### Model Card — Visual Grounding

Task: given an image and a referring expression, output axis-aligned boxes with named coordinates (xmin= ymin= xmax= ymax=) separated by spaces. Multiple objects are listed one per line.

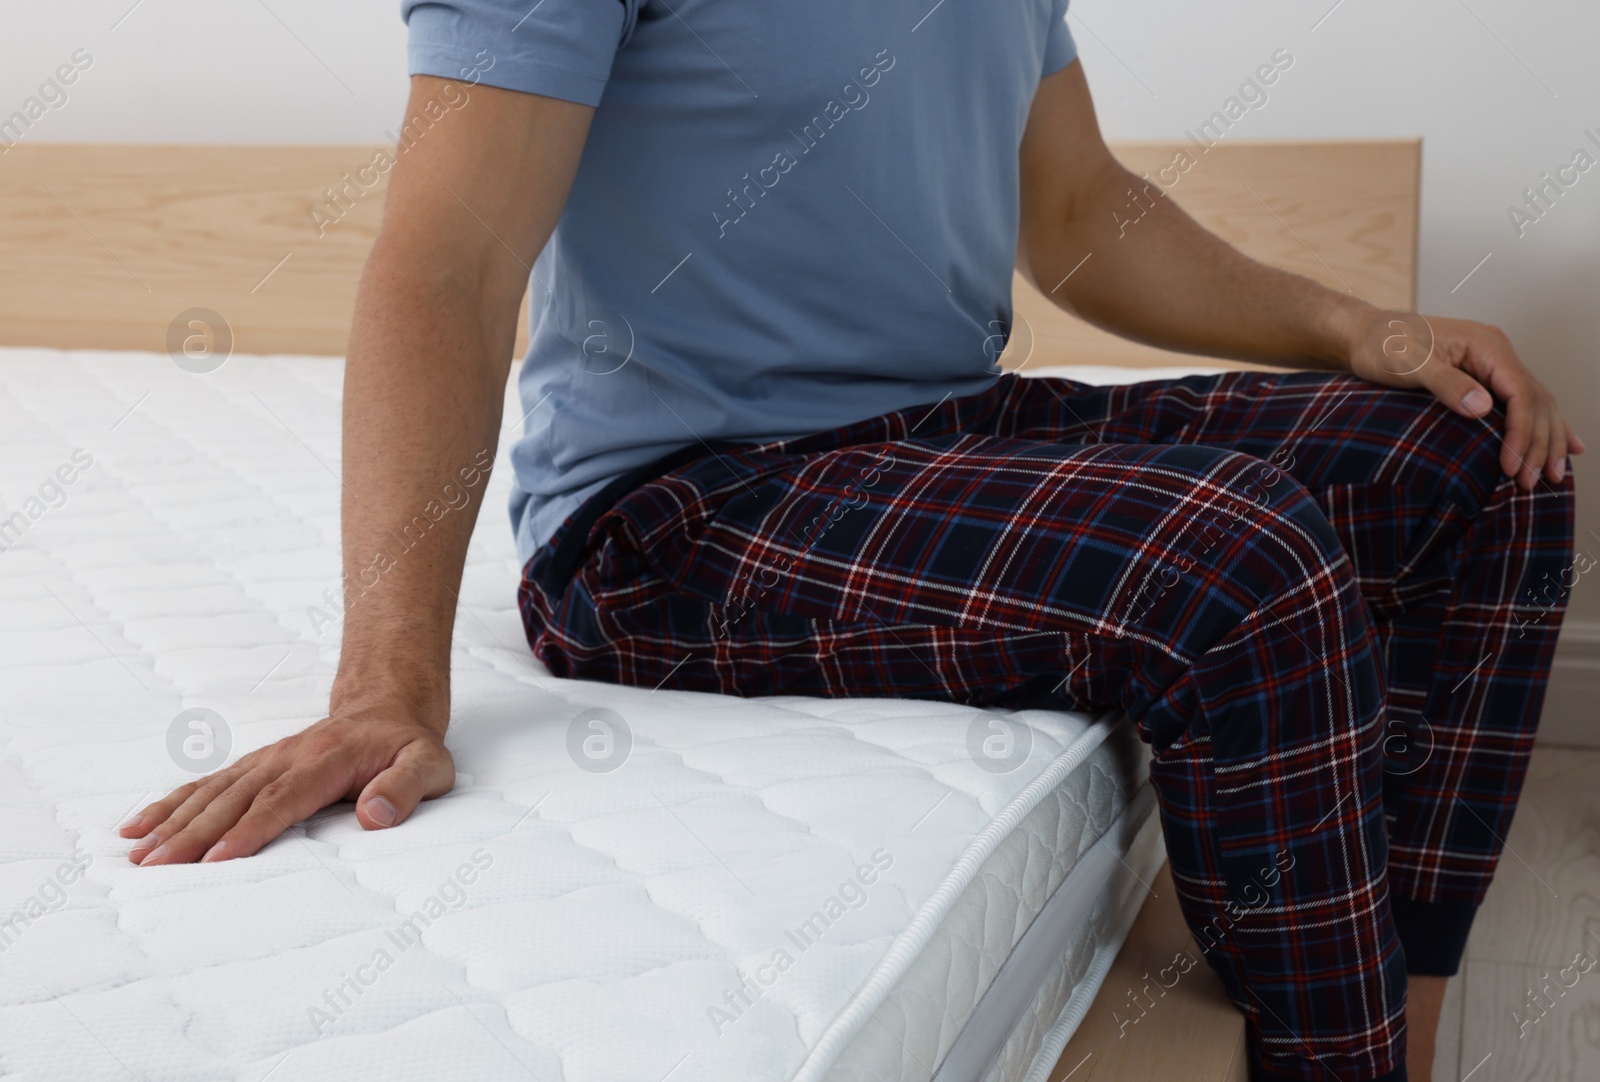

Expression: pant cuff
xmin=1391 ymin=893 xmax=1478 ymax=976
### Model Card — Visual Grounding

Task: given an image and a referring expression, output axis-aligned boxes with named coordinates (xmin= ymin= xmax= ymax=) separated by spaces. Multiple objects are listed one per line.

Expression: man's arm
xmin=120 ymin=77 xmax=593 ymax=864
xmin=1018 ymin=61 xmax=1582 ymax=490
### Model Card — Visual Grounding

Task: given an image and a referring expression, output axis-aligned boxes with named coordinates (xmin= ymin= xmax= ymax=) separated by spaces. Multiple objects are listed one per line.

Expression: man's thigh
xmin=525 ymin=426 xmax=1357 ymax=736
xmin=1007 ymin=370 xmax=1514 ymax=608
xmin=1012 ymin=369 xmax=1495 ymax=495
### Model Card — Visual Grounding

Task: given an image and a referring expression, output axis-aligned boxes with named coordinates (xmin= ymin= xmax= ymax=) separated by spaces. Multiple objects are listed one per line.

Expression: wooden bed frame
xmin=0 ymin=140 xmax=1418 ymax=370
xmin=0 ymin=140 xmax=1419 ymax=1081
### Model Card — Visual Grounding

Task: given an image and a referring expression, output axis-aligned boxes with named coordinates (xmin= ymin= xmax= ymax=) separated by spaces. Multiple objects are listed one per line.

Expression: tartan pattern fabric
xmin=518 ymin=370 xmax=1575 ymax=1081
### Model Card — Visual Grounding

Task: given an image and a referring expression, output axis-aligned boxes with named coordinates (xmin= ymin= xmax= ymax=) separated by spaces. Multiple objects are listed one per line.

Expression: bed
xmin=0 ymin=348 xmax=1176 ymax=1081
xmin=0 ymin=139 xmax=1419 ymax=1082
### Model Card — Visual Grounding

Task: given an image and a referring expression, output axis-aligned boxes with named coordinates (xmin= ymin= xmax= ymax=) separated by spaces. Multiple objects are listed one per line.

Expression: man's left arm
xmin=1018 ymin=61 xmax=1583 ymax=490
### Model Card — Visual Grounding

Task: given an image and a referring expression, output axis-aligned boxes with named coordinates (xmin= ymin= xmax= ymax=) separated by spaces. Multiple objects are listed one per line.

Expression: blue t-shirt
xmin=403 ymin=0 xmax=1079 ymax=563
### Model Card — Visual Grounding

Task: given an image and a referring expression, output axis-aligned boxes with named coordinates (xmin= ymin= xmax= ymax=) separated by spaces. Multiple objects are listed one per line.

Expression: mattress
xmin=0 ymin=350 xmax=1199 ymax=1082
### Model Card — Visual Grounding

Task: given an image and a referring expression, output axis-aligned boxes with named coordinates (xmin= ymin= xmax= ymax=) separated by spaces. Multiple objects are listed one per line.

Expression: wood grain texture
xmin=1003 ymin=140 xmax=1420 ymax=371
xmin=1467 ymin=742 xmax=1600 ymax=968
xmin=0 ymin=144 xmax=530 ymax=357
xmin=1049 ymin=862 xmax=1248 ymax=1082
xmin=1432 ymin=744 xmax=1600 ymax=1080
xmin=1458 ymin=958 xmax=1600 ymax=1082
xmin=0 ymin=141 xmax=1416 ymax=363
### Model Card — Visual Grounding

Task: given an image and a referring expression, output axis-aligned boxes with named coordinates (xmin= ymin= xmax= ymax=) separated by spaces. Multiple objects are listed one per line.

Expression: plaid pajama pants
xmin=517 ymin=370 xmax=1576 ymax=1081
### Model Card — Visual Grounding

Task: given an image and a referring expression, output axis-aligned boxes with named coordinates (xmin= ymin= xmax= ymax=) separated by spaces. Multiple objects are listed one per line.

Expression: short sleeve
xmin=402 ymin=0 xmax=634 ymax=107
xmin=1041 ymin=4 xmax=1079 ymax=77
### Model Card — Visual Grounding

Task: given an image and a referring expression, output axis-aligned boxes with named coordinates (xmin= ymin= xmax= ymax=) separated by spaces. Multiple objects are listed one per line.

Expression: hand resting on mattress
xmin=121 ymin=77 xmax=594 ymax=864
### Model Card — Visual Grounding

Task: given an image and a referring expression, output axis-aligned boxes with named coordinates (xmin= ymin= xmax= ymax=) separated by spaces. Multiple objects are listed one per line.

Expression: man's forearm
xmin=334 ymin=239 xmax=516 ymax=729
xmin=1023 ymin=161 xmax=1377 ymax=371
xmin=116 ymin=83 xmax=594 ymax=865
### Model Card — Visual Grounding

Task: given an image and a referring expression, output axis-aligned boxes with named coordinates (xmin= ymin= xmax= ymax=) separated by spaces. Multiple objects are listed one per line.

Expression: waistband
xmin=531 ymin=438 xmax=748 ymax=602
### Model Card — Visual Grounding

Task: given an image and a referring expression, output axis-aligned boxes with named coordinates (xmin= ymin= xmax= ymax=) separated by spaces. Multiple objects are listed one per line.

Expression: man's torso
xmin=407 ymin=0 xmax=1077 ymax=559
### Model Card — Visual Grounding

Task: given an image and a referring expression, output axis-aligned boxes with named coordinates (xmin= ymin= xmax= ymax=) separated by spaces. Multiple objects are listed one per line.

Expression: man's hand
xmin=1346 ymin=312 xmax=1585 ymax=490
xmin=120 ymin=709 xmax=454 ymax=865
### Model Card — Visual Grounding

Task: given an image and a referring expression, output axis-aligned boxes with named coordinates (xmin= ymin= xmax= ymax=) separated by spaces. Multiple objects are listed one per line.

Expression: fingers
xmin=1436 ymin=321 xmax=1531 ymax=482
xmin=126 ymin=771 xmax=238 ymax=860
xmin=131 ymin=758 xmax=338 ymax=866
xmin=1499 ymin=386 xmax=1533 ymax=483
xmin=1486 ymin=384 xmax=1571 ymax=490
xmin=124 ymin=719 xmax=457 ymax=867
xmin=1424 ymin=362 xmax=1526 ymax=481
xmin=119 ymin=780 xmax=203 ymax=838
xmin=1546 ymin=411 xmax=1570 ymax=484
xmin=121 ymin=743 xmax=268 ymax=843
xmin=194 ymin=762 xmax=355 ymax=864
xmin=130 ymin=770 xmax=272 ymax=865
xmin=1520 ymin=401 xmax=1551 ymax=490
xmin=356 ymin=740 xmax=457 ymax=831
xmin=1425 ymin=364 xmax=1493 ymax=420
xmin=124 ymin=749 xmax=267 ymax=863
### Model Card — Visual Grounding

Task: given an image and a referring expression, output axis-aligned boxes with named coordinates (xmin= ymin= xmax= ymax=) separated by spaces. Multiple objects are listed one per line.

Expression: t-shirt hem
xmin=408 ymin=47 xmax=610 ymax=108
xmin=1042 ymin=47 xmax=1080 ymax=79
xmin=1041 ymin=14 xmax=1079 ymax=78
xmin=515 ymin=476 xmax=613 ymax=566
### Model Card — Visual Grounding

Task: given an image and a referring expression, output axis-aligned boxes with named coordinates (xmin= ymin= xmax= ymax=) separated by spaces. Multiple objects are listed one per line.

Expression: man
xmin=119 ymin=2 xmax=1580 ymax=1079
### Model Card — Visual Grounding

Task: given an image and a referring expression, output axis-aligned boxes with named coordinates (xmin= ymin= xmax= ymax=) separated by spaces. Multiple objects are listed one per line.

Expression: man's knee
xmin=1386 ymin=389 xmax=1522 ymax=504
xmin=1209 ymin=448 xmax=1344 ymax=572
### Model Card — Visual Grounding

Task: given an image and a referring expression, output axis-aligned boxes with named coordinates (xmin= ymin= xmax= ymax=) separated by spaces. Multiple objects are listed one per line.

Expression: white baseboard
xmin=1540 ymin=619 xmax=1600 ymax=747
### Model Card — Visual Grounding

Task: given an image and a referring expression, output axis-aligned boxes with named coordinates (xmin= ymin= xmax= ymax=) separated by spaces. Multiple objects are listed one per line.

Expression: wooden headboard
xmin=0 ymin=141 xmax=1418 ymax=365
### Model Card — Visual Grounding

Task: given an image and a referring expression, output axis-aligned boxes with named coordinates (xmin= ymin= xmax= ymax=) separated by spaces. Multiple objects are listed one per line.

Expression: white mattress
xmin=0 ymin=350 xmax=1186 ymax=1082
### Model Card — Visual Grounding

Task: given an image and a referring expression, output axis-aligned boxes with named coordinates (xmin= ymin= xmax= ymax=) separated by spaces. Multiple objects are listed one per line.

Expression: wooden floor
xmin=1049 ymin=864 xmax=1248 ymax=1082
xmin=1048 ymin=743 xmax=1600 ymax=1082
xmin=1432 ymin=743 xmax=1600 ymax=1082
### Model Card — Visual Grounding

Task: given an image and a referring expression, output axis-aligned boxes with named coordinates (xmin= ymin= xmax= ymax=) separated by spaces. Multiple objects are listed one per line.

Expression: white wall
xmin=0 ymin=1 xmax=409 ymax=143
xmin=3 ymin=0 xmax=1597 ymax=633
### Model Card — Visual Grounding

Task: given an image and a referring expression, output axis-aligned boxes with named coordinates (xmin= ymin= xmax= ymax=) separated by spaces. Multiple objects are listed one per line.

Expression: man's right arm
xmin=121 ymin=77 xmax=593 ymax=865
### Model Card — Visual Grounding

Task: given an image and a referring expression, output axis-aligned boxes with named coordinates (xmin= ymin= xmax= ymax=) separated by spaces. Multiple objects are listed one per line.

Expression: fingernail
xmin=122 ymin=815 xmax=147 ymax=834
xmin=1554 ymin=459 xmax=1566 ymax=481
xmin=1463 ymin=389 xmax=1492 ymax=413
xmin=129 ymin=832 xmax=159 ymax=855
xmin=201 ymin=840 xmax=228 ymax=863
xmin=365 ymin=797 xmax=397 ymax=827
xmin=139 ymin=845 xmax=169 ymax=866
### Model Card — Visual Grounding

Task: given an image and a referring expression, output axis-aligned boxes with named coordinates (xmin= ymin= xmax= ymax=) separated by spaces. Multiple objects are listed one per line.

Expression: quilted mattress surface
xmin=0 ymin=351 xmax=1180 ymax=1082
